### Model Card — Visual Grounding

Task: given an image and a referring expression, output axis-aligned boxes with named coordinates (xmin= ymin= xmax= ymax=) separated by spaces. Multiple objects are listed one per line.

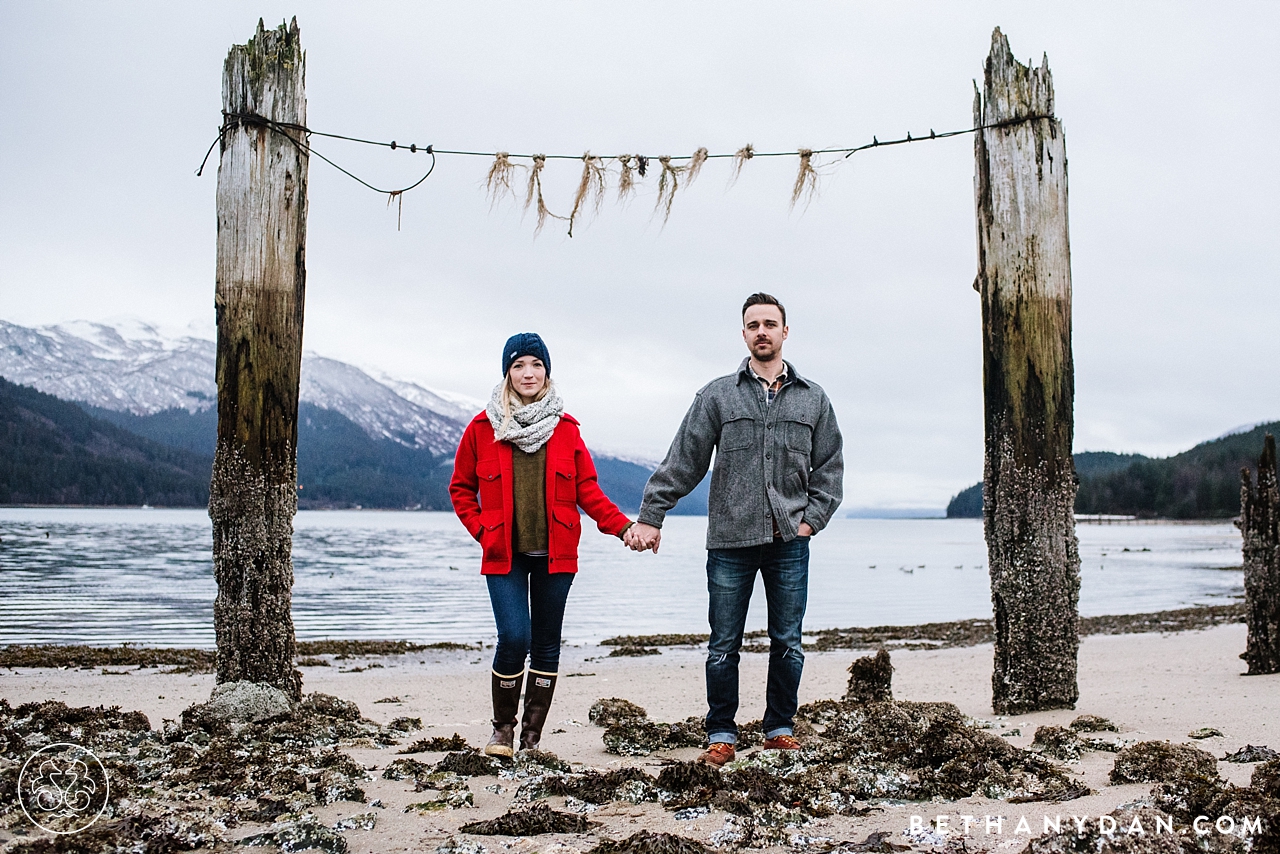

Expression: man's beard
xmin=752 ymin=343 xmax=779 ymax=361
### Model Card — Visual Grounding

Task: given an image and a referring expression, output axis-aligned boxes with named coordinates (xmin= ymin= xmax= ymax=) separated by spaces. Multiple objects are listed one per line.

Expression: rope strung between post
xmin=196 ymin=111 xmax=1055 ymax=234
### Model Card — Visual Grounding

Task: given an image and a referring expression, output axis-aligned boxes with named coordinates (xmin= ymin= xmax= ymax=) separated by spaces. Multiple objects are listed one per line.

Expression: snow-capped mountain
xmin=0 ymin=319 xmax=483 ymax=458
xmin=0 ymin=319 xmax=218 ymax=414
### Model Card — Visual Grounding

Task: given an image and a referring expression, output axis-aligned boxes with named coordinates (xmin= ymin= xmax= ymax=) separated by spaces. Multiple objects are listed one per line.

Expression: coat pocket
xmin=476 ymin=458 xmax=502 ymax=505
xmin=782 ymin=417 xmax=813 ymax=456
xmin=719 ymin=416 xmax=755 ymax=452
xmin=553 ymin=457 xmax=577 ymax=503
xmin=478 ymin=511 xmax=508 ymax=562
xmin=550 ymin=504 xmax=582 ymax=559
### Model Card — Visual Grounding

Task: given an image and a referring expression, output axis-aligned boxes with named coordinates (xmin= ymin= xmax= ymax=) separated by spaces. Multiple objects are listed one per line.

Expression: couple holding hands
xmin=450 ymin=293 xmax=844 ymax=764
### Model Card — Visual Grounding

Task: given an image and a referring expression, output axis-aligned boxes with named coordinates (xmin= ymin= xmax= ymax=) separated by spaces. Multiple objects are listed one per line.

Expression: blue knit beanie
xmin=501 ymin=332 xmax=551 ymax=378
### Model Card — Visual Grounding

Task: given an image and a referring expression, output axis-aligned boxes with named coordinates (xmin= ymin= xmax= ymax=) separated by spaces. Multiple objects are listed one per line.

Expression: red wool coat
xmin=450 ymin=412 xmax=631 ymax=574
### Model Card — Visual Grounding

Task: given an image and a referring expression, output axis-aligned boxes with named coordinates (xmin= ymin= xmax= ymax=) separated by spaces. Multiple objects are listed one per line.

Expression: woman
xmin=451 ymin=332 xmax=634 ymax=756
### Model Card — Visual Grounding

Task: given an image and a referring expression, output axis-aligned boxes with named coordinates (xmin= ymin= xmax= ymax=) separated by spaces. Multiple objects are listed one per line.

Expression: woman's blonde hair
xmin=496 ymin=374 xmax=553 ymax=439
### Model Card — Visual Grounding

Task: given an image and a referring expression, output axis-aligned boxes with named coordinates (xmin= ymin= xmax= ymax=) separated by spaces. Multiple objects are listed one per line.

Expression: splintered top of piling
xmin=223 ymin=18 xmax=306 ymax=120
xmin=978 ymin=27 xmax=1054 ymax=125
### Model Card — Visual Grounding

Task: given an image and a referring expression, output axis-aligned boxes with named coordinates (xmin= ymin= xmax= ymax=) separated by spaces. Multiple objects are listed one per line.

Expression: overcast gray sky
xmin=2 ymin=2 xmax=1278 ymax=509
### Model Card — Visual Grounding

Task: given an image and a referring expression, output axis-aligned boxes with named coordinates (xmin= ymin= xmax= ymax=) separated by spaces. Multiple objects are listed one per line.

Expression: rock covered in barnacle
xmin=202 ymin=680 xmax=293 ymax=724
xmin=604 ymin=716 xmax=705 ymax=756
xmin=588 ymin=697 xmax=648 ymax=727
xmin=1070 ymin=713 xmax=1118 ymax=732
xmin=1110 ymin=741 xmax=1218 ymax=783
xmin=1032 ymin=725 xmax=1084 ymax=760
xmin=845 ymin=649 xmax=893 ymax=703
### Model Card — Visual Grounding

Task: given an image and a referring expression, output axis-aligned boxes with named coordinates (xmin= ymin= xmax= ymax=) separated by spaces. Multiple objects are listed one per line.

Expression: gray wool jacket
xmin=638 ymin=358 xmax=844 ymax=550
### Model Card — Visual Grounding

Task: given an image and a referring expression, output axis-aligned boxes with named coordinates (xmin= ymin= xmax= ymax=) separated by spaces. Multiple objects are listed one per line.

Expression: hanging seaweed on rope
xmin=616 ymin=155 xmax=637 ymax=201
xmin=485 ymin=152 xmax=518 ymax=208
xmin=730 ymin=144 xmax=754 ymax=186
xmin=524 ymin=154 xmax=563 ymax=233
xmin=790 ymin=148 xmax=819 ymax=210
xmin=654 ymin=156 xmax=685 ymax=223
xmin=197 ymin=109 xmax=1053 ymax=235
xmin=568 ymin=152 xmax=607 ymax=237
xmin=685 ymin=147 xmax=709 ymax=185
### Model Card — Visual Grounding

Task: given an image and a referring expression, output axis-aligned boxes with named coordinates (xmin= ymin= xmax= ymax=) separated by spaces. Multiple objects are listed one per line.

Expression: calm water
xmin=0 ymin=509 xmax=1244 ymax=648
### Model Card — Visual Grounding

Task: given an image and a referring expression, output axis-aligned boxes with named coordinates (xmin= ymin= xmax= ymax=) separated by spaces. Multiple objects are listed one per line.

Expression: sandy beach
xmin=1 ymin=621 xmax=1277 ymax=853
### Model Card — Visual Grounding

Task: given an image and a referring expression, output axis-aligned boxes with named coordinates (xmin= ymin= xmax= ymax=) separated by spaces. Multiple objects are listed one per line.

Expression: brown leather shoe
xmin=697 ymin=742 xmax=736 ymax=767
xmin=761 ymin=734 xmax=801 ymax=750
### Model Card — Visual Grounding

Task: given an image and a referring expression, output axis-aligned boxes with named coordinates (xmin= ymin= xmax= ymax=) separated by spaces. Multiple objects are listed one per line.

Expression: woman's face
xmin=508 ymin=357 xmax=547 ymax=404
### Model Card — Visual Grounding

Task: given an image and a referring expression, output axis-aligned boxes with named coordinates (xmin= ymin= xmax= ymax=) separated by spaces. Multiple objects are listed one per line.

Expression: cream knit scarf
xmin=487 ymin=382 xmax=563 ymax=453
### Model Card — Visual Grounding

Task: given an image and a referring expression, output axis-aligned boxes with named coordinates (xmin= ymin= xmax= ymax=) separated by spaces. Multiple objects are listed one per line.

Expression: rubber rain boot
xmin=484 ymin=670 xmax=523 ymax=757
xmin=518 ymin=670 xmax=557 ymax=751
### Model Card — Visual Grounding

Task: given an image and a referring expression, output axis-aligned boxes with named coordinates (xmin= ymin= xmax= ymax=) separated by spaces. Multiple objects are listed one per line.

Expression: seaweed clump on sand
xmin=436 ymin=750 xmax=505 ymax=777
xmin=589 ymin=698 xmax=704 ymax=756
xmin=459 ymin=802 xmax=595 ymax=835
xmin=0 ymin=691 xmax=420 ymax=851
xmin=399 ymin=733 xmax=471 ymax=754
xmin=0 ymin=644 xmax=217 ymax=672
xmin=588 ymin=830 xmax=710 ymax=854
xmin=1109 ymin=741 xmax=1218 ymax=783
xmin=609 ymin=646 xmax=662 ymax=657
xmin=1223 ymin=745 xmax=1279 ymax=763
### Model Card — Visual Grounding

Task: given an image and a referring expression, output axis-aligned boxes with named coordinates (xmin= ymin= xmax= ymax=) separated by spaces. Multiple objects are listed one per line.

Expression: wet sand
xmin=1 ymin=621 xmax=1276 ymax=853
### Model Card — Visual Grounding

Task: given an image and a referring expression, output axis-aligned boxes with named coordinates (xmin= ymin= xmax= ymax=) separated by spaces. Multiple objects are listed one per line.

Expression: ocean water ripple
xmin=0 ymin=509 xmax=1244 ymax=648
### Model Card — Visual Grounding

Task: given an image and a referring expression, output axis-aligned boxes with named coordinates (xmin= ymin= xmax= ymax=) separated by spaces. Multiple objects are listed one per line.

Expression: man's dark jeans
xmin=486 ymin=554 xmax=574 ymax=677
xmin=705 ymin=537 xmax=809 ymax=744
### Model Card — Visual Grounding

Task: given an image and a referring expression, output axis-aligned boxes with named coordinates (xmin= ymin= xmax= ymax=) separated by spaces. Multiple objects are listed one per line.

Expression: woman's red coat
xmin=450 ymin=412 xmax=630 ymax=574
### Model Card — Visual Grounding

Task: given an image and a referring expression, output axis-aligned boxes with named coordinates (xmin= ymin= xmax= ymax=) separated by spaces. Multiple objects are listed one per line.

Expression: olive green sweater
xmin=511 ymin=445 xmax=548 ymax=554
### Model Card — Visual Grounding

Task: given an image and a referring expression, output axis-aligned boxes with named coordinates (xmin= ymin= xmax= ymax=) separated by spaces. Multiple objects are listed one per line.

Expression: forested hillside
xmin=0 ymin=377 xmax=210 ymax=506
xmin=946 ymin=425 xmax=1279 ymax=519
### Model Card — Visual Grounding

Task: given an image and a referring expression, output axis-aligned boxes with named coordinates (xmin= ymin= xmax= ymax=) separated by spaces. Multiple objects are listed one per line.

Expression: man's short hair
xmin=742 ymin=292 xmax=786 ymax=326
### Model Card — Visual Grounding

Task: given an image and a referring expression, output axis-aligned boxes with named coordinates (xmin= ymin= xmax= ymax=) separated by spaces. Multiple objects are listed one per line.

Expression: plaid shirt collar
xmin=749 ymin=364 xmax=789 ymax=405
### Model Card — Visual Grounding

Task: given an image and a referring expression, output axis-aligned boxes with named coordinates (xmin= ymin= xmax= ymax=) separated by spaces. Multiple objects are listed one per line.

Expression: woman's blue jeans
xmin=705 ymin=537 xmax=809 ymax=743
xmin=486 ymin=553 xmax=574 ymax=676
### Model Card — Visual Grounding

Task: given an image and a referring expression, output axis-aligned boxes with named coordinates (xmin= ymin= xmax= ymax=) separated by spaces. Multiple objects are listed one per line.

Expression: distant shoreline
xmin=0 ymin=602 xmax=1244 ymax=669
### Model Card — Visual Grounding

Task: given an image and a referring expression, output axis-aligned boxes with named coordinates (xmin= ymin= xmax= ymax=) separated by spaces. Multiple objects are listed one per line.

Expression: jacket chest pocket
xmin=782 ymin=418 xmax=813 ymax=456
xmin=476 ymin=458 xmax=503 ymax=505
xmin=553 ymin=458 xmax=577 ymax=503
xmin=719 ymin=416 xmax=755 ymax=452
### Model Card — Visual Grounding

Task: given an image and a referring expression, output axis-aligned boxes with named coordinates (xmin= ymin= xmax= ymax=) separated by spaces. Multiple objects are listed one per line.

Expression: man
xmin=626 ymin=292 xmax=843 ymax=766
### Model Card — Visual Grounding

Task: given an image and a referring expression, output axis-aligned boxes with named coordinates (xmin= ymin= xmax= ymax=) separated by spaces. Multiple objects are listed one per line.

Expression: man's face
xmin=742 ymin=304 xmax=788 ymax=362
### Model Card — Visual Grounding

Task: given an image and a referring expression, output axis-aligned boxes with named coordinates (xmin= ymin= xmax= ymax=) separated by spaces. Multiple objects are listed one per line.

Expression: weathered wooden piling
xmin=209 ymin=19 xmax=308 ymax=701
xmin=974 ymin=29 xmax=1080 ymax=713
xmin=1241 ymin=434 xmax=1280 ymax=675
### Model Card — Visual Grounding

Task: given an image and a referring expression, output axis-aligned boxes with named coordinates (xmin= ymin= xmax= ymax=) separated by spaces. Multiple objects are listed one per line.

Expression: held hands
xmin=623 ymin=522 xmax=662 ymax=554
